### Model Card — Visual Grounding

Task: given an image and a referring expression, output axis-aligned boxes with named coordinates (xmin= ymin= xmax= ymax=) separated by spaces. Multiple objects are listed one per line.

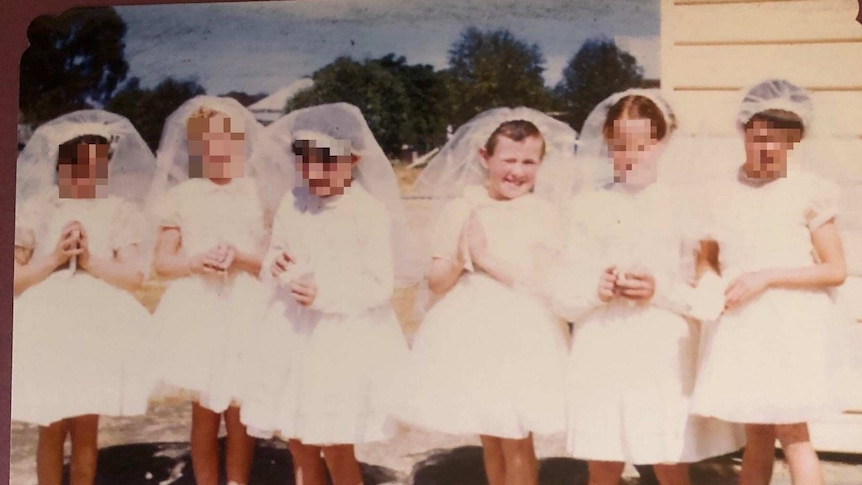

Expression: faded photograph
xmin=12 ymin=1 xmax=862 ymax=484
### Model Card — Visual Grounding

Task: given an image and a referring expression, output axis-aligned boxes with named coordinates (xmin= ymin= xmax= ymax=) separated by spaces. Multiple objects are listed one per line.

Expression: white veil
xmin=147 ymin=95 xmax=291 ymax=224
xmin=263 ymin=102 xmax=422 ymax=287
xmin=17 ymin=109 xmax=156 ymax=206
xmin=412 ymin=106 xmax=579 ymax=205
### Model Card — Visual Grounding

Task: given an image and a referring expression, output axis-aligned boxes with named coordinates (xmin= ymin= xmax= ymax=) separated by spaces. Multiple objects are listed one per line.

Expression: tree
xmin=220 ymin=90 xmax=267 ymax=107
xmin=107 ymin=77 xmax=206 ymax=151
xmin=287 ymin=55 xmax=449 ymax=154
xmin=554 ymin=37 xmax=644 ymax=132
xmin=20 ymin=7 xmax=129 ymax=124
xmin=446 ymin=27 xmax=550 ymax=127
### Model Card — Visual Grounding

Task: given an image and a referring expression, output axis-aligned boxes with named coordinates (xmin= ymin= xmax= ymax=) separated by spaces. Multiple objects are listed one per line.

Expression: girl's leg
xmin=499 ymin=435 xmax=538 ymax=485
xmin=587 ymin=460 xmax=625 ymax=485
xmin=288 ymin=440 xmax=327 ymax=485
xmin=37 ymin=419 xmax=70 ymax=485
xmin=652 ymin=463 xmax=691 ymax=485
xmin=190 ymin=402 xmax=222 ymax=485
xmin=480 ymin=435 xmax=507 ymax=485
xmin=223 ymin=405 xmax=255 ymax=485
xmin=740 ymin=424 xmax=776 ymax=485
xmin=321 ymin=444 xmax=362 ymax=485
xmin=775 ymin=423 xmax=823 ymax=485
xmin=68 ymin=415 xmax=99 ymax=485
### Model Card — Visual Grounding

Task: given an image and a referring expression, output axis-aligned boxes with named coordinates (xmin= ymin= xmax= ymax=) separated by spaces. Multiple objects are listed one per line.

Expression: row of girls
xmin=11 ymin=78 xmax=850 ymax=485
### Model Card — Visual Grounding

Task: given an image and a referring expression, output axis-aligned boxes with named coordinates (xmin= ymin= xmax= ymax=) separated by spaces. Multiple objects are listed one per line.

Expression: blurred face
xmin=295 ymin=140 xmax=357 ymax=197
xmin=479 ymin=135 xmax=544 ymax=200
xmin=188 ymin=113 xmax=245 ymax=181
xmin=743 ymin=119 xmax=800 ymax=179
xmin=58 ymin=143 xmax=109 ymax=199
xmin=606 ymin=117 xmax=660 ymax=187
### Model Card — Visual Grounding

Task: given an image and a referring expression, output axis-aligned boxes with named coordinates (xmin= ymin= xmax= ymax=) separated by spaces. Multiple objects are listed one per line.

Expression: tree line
xmin=20 ymin=8 xmax=647 ymax=156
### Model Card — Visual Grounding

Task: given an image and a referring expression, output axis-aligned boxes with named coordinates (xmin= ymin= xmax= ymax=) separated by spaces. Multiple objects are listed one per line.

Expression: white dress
xmin=241 ymin=185 xmax=409 ymax=445
xmin=691 ymin=168 xmax=842 ymax=424
xmin=12 ymin=191 xmax=154 ymax=426
xmin=553 ymin=183 xmax=744 ymax=464
xmin=152 ymin=178 xmax=269 ymax=413
xmin=398 ymin=186 xmax=568 ymax=439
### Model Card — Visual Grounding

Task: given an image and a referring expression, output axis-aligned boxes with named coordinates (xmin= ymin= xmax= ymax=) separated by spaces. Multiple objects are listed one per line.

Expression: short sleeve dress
xmin=240 ymin=184 xmax=409 ymax=445
xmin=397 ymin=185 xmax=568 ymax=439
xmin=12 ymin=191 xmax=154 ymax=426
xmin=151 ymin=177 xmax=270 ymax=413
xmin=692 ymin=168 xmax=843 ymax=423
xmin=553 ymin=182 xmax=744 ymax=464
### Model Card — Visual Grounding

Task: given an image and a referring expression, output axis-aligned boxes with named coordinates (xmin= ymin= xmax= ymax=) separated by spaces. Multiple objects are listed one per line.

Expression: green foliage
xmin=287 ymin=55 xmax=449 ymax=154
xmin=554 ymin=37 xmax=644 ymax=132
xmin=446 ymin=27 xmax=551 ymax=127
xmin=107 ymin=77 xmax=206 ymax=151
xmin=20 ymin=7 xmax=129 ymax=125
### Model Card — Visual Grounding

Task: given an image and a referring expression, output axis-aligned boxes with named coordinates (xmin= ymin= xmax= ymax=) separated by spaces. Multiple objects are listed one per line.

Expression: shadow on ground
xmin=61 ymin=438 xmax=401 ymax=485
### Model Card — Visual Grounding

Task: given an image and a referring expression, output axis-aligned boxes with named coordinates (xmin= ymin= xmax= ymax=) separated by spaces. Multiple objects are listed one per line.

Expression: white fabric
xmin=412 ymin=106 xmax=579 ymax=206
xmin=692 ymin=170 xmax=846 ymax=423
xmin=576 ymin=88 xmax=676 ymax=190
xmin=241 ymin=184 xmax=407 ymax=445
xmin=262 ymin=102 xmax=421 ymax=287
xmin=151 ymin=177 xmax=269 ymax=412
xmin=397 ymin=186 xmax=568 ymax=439
xmin=553 ymin=183 xmax=744 ymax=463
xmin=735 ymin=79 xmax=813 ymax=133
xmin=147 ymin=95 xmax=290 ymax=226
xmin=12 ymin=195 xmax=155 ymax=425
xmin=17 ymin=110 xmax=156 ymax=205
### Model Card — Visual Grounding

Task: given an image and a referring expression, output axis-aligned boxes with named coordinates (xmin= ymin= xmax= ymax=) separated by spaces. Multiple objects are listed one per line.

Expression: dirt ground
xmin=10 ymin=164 xmax=862 ymax=484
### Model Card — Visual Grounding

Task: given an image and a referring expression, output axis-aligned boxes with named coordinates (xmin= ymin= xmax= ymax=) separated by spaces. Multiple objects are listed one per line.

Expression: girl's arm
xmin=13 ymin=223 xmax=79 ymax=296
xmin=725 ymin=221 xmax=846 ymax=309
xmin=153 ymin=227 xmax=217 ymax=279
xmin=428 ymin=256 xmax=464 ymax=294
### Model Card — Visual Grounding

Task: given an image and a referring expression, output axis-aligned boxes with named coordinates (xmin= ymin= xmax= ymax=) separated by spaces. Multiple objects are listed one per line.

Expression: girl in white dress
xmin=241 ymin=103 xmax=420 ymax=485
xmin=13 ymin=110 xmax=156 ymax=485
xmin=400 ymin=109 xmax=578 ymax=485
xmin=150 ymin=96 xmax=287 ymax=485
xmin=553 ymin=90 xmax=743 ymax=485
xmin=691 ymin=80 xmax=847 ymax=485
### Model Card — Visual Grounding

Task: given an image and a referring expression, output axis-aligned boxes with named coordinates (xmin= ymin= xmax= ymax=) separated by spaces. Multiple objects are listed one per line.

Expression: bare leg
xmin=480 ymin=435 xmax=507 ymax=485
xmin=740 ymin=424 xmax=776 ymax=485
xmin=587 ymin=460 xmax=625 ymax=485
xmin=37 ymin=419 xmax=70 ymax=485
xmin=499 ymin=435 xmax=538 ymax=485
xmin=289 ymin=440 xmax=327 ymax=485
xmin=190 ymin=402 xmax=222 ymax=485
xmin=775 ymin=423 xmax=823 ymax=485
xmin=652 ymin=463 xmax=691 ymax=485
xmin=223 ymin=406 xmax=255 ymax=484
xmin=322 ymin=444 xmax=363 ymax=485
xmin=68 ymin=415 xmax=99 ymax=485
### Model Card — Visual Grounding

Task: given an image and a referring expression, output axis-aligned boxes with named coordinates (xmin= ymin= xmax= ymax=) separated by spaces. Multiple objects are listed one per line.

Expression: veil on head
xmin=412 ymin=106 xmax=579 ymax=206
xmin=263 ymin=102 xmax=422 ymax=287
xmin=147 ymin=95 xmax=291 ymax=223
xmin=17 ymin=109 xmax=156 ymax=206
xmin=576 ymin=88 xmax=678 ymax=189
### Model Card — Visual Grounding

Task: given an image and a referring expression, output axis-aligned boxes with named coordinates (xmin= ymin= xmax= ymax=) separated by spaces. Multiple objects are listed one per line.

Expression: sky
xmin=117 ymin=0 xmax=660 ymax=97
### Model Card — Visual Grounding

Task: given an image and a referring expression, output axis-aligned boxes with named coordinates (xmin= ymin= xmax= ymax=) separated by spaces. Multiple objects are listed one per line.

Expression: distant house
xmin=249 ymin=78 xmax=315 ymax=125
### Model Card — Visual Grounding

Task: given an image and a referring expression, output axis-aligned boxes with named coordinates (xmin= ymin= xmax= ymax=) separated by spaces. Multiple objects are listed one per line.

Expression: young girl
xmin=13 ymin=110 xmax=156 ymax=485
xmin=400 ymin=110 xmax=576 ymax=485
xmin=553 ymin=90 xmax=743 ymax=485
xmin=691 ymin=79 xmax=846 ymax=485
xmin=150 ymin=96 xmax=283 ymax=485
xmin=240 ymin=103 xmax=419 ymax=485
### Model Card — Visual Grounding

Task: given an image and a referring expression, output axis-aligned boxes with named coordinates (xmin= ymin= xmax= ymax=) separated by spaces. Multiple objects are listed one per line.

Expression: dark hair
xmin=292 ymin=139 xmax=334 ymax=163
xmin=744 ymin=109 xmax=805 ymax=139
xmin=483 ymin=120 xmax=546 ymax=158
xmin=602 ymin=95 xmax=673 ymax=142
xmin=56 ymin=135 xmax=110 ymax=171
